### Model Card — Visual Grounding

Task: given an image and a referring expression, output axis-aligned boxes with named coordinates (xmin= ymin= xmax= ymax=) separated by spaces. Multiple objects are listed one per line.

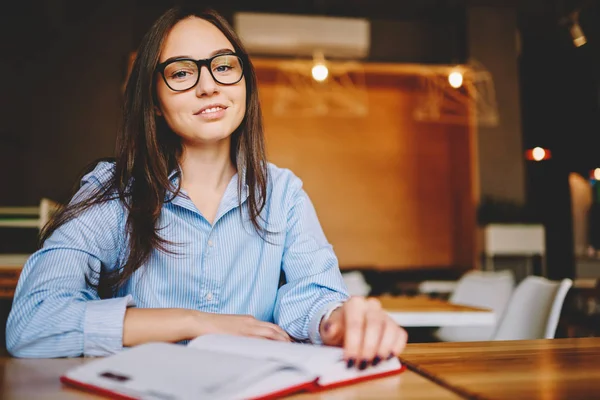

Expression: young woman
xmin=6 ymin=6 xmax=407 ymax=369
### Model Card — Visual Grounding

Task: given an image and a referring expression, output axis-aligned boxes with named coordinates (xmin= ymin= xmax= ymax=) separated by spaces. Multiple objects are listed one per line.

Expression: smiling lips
xmin=200 ymin=106 xmax=224 ymax=114
xmin=196 ymin=104 xmax=228 ymax=114
xmin=195 ymin=104 xmax=228 ymax=120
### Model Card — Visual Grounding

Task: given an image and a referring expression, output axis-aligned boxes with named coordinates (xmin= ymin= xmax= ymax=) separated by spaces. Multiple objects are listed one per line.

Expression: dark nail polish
xmin=387 ymin=353 xmax=395 ymax=360
xmin=359 ymin=360 xmax=368 ymax=370
xmin=346 ymin=358 xmax=355 ymax=368
xmin=323 ymin=322 xmax=331 ymax=333
xmin=372 ymin=356 xmax=381 ymax=366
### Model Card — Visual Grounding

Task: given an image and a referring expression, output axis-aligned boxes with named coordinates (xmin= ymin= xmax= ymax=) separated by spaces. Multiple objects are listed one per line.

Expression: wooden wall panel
xmin=256 ymin=65 xmax=475 ymax=270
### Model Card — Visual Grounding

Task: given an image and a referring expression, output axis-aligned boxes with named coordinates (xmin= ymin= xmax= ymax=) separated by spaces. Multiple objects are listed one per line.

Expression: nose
xmin=195 ymin=65 xmax=218 ymax=97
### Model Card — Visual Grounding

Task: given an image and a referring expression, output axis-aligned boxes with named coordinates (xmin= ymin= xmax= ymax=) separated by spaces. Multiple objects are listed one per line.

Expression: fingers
xmin=253 ymin=321 xmax=292 ymax=342
xmin=335 ymin=297 xmax=408 ymax=370
xmin=342 ymin=297 xmax=367 ymax=364
xmin=377 ymin=318 xmax=403 ymax=362
xmin=357 ymin=299 xmax=385 ymax=366
xmin=246 ymin=328 xmax=288 ymax=341
xmin=391 ymin=325 xmax=408 ymax=358
xmin=267 ymin=323 xmax=292 ymax=342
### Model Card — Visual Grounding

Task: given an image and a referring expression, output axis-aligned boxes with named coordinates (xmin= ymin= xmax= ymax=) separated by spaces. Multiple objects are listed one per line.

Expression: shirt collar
xmin=165 ymin=166 xmax=250 ymax=206
xmin=168 ymin=168 xmax=180 ymax=182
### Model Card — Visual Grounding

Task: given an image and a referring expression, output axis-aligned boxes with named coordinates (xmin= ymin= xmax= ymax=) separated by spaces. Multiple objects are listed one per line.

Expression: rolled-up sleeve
xmin=273 ymin=178 xmax=349 ymax=344
xmin=6 ymin=163 xmax=134 ymax=358
xmin=83 ymin=295 xmax=135 ymax=356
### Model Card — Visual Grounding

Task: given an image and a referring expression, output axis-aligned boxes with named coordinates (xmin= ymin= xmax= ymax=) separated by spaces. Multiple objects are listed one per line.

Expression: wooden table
xmin=400 ymin=337 xmax=600 ymax=399
xmin=3 ymin=338 xmax=600 ymax=399
xmin=0 ymin=356 xmax=461 ymax=400
xmin=379 ymin=295 xmax=495 ymax=327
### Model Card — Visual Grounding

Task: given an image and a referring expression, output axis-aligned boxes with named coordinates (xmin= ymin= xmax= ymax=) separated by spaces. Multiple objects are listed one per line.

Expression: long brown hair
xmin=41 ymin=6 xmax=269 ymax=298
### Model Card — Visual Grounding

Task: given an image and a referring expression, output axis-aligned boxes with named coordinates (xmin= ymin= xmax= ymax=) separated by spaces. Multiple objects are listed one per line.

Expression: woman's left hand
xmin=320 ymin=297 xmax=407 ymax=370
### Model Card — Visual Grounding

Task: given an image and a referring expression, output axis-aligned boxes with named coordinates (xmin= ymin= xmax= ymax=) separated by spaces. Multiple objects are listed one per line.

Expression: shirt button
xmin=206 ymin=292 xmax=213 ymax=301
xmin=208 ymin=240 xmax=214 ymax=247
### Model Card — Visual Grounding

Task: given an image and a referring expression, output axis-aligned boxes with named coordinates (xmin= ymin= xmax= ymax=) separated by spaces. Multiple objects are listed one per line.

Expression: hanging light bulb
xmin=570 ymin=22 xmax=587 ymax=47
xmin=312 ymin=63 xmax=328 ymax=82
xmin=525 ymin=147 xmax=551 ymax=161
xmin=561 ymin=9 xmax=587 ymax=47
xmin=532 ymin=147 xmax=546 ymax=161
xmin=311 ymin=51 xmax=328 ymax=82
xmin=448 ymin=70 xmax=463 ymax=88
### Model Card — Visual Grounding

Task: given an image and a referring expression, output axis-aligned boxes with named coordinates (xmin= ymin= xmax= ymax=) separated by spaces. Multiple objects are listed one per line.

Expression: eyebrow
xmin=160 ymin=48 xmax=235 ymax=64
xmin=210 ymin=48 xmax=235 ymax=57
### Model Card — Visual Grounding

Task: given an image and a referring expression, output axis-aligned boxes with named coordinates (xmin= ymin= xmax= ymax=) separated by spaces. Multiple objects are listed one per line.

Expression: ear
xmin=154 ymin=105 xmax=163 ymax=117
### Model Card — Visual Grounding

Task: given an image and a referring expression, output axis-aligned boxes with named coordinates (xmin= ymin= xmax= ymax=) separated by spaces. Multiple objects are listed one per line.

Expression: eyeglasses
xmin=156 ymin=53 xmax=245 ymax=92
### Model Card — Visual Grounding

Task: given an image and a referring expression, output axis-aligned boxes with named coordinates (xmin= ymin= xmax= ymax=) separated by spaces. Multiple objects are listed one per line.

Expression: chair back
xmin=435 ymin=270 xmax=515 ymax=342
xmin=493 ymin=276 xmax=573 ymax=340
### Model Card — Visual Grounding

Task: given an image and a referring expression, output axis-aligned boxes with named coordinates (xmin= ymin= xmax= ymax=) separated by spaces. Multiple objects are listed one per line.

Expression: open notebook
xmin=61 ymin=334 xmax=405 ymax=400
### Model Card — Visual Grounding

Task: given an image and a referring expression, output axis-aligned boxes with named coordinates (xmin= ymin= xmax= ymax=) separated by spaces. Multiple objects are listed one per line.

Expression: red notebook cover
xmin=60 ymin=375 xmax=318 ymax=400
xmin=312 ymin=363 xmax=407 ymax=392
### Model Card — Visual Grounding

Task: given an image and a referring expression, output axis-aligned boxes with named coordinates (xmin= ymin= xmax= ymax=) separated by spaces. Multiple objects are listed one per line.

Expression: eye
xmin=171 ymin=70 xmax=191 ymax=79
xmin=214 ymin=64 xmax=232 ymax=73
xmin=211 ymin=55 xmax=241 ymax=75
xmin=164 ymin=60 xmax=197 ymax=80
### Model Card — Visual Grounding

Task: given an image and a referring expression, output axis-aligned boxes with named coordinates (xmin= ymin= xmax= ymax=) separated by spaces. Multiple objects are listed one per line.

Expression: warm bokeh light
xmin=570 ymin=23 xmax=587 ymax=47
xmin=525 ymin=147 xmax=551 ymax=161
xmin=532 ymin=147 xmax=546 ymax=161
xmin=448 ymin=71 xmax=463 ymax=88
xmin=311 ymin=63 xmax=328 ymax=82
xmin=594 ymin=168 xmax=600 ymax=181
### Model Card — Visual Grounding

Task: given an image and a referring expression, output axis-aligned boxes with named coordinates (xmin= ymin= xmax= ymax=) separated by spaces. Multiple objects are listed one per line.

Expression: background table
xmin=379 ymin=295 xmax=495 ymax=327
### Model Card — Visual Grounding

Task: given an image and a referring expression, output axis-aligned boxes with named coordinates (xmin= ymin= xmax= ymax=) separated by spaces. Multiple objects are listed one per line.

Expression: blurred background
xmin=1 ymin=0 xmax=599 ymax=348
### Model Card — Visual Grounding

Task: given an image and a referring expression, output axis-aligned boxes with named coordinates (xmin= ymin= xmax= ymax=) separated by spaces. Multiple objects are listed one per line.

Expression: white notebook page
xmin=65 ymin=342 xmax=306 ymax=400
xmin=188 ymin=334 xmax=343 ymax=374
xmin=189 ymin=334 xmax=402 ymax=386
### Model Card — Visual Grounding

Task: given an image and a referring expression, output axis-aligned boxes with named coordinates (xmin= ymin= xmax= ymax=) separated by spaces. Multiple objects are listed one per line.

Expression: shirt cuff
xmin=308 ymin=300 xmax=345 ymax=345
xmin=83 ymin=294 xmax=136 ymax=356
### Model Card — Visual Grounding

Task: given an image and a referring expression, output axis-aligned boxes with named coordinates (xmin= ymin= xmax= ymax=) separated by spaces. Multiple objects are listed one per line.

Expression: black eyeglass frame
xmin=156 ymin=52 xmax=246 ymax=91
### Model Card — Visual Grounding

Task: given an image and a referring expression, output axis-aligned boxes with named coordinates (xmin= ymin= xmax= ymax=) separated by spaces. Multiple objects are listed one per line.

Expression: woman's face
xmin=155 ymin=17 xmax=246 ymax=146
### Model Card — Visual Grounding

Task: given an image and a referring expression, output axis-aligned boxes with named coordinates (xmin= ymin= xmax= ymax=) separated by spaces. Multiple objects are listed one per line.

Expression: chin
xmin=191 ymin=128 xmax=234 ymax=144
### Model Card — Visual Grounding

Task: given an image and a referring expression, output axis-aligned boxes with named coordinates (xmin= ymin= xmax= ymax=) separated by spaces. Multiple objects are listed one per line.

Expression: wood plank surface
xmin=288 ymin=368 xmax=462 ymax=399
xmin=400 ymin=337 xmax=600 ymax=400
xmin=0 ymin=357 xmax=460 ymax=400
xmin=379 ymin=295 xmax=492 ymax=313
xmin=379 ymin=295 xmax=495 ymax=327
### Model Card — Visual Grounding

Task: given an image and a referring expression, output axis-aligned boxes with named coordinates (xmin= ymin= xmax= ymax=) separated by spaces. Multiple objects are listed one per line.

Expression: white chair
xmin=433 ymin=270 xmax=515 ymax=342
xmin=341 ymin=271 xmax=371 ymax=296
xmin=0 ymin=198 xmax=60 ymax=230
xmin=492 ymin=276 xmax=573 ymax=340
xmin=38 ymin=198 xmax=60 ymax=230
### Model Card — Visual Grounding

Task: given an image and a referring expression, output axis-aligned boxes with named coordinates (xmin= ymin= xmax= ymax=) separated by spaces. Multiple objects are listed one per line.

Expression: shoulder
xmin=267 ymin=162 xmax=304 ymax=199
xmin=80 ymin=160 xmax=116 ymax=189
xmin=44 ymin=160 xmax=124 ymax=249
xmin=265 ymin=162 xmax=313 ymax=216
xmin=69 ymin=161 xmax=123 ymax=217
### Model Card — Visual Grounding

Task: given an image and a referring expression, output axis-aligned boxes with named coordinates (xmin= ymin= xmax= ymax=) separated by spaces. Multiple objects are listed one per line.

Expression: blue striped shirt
xmin=6 ymin=161 xmax=349 ymax=358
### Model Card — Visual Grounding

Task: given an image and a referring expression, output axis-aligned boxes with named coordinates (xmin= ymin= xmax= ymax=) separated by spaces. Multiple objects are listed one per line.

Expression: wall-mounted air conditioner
xmin=233 ymin=12 xmax=370 ymax=59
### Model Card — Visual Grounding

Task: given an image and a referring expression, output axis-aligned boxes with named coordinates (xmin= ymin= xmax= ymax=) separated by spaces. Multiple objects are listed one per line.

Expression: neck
xmin=179 ymin=139 xmax=236 ymax=191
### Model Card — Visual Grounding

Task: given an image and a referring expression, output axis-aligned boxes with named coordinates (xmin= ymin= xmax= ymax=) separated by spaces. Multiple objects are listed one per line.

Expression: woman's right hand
xmin=197 ymin=313 xmax=291 ymax=342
